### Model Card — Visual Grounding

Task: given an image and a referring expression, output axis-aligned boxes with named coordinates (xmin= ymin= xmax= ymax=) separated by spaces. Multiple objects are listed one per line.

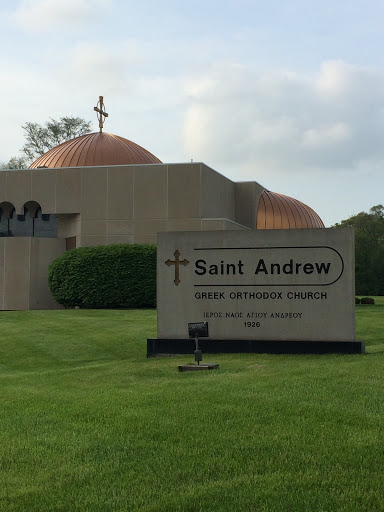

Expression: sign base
xmin=178 ymin=363 xmax=219 ymax=372
xmin=147 ymin=338 xmax=365 ymax=356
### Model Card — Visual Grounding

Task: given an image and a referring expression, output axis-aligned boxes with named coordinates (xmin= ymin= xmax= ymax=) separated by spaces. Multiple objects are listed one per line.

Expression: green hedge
xmin=360 ymin=297 xmax=375 ymax=305
xmin=48 ymin=244 xmax=156 ymax=309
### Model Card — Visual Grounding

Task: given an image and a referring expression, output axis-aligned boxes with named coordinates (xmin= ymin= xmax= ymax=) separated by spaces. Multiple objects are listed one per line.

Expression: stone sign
xmin=149 ymin=227 xmax=363 ymax=354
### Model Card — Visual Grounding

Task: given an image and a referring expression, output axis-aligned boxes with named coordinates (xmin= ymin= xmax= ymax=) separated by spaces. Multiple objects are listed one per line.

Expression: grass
xmin=0 ymin=301 xmax=383 ymax=511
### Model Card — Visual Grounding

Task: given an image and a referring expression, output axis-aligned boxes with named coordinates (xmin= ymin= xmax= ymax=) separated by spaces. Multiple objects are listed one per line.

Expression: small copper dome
xmin=256 ymin=190 xmax=324 ymax=229
xmin=29 ymin=132 xmax=162 ymax=169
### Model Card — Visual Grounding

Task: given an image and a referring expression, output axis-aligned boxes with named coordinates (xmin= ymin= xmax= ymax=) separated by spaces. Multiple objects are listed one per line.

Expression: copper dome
xmin=256 ymin=190 xmax=324 ymax=229
xmin=29 ymin=132 xmax=162 ymax=169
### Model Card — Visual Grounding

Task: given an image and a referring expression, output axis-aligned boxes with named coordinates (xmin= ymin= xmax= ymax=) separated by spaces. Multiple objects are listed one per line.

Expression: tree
xmin=336 ymin=205 xmax=384 ymax=295
xmin=0 ymin=156 xmax=29 ymax=170
xmin=369 ymin=204 xmax=384 ymax=219
xmin=22 ymin=117 xmax=92 ymax=162
xmin=0 ymin=116 xmax=92 ymax=170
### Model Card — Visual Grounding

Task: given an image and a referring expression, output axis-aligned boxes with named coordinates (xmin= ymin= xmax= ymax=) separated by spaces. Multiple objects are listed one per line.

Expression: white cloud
xmin=12 ymin=0 xmax=112 ymax=32
xmin=182 ymin=60 xmax=384 ymax=180
xmin=52 ymin=41 xmax=186 ymax=113
xmin=64 ymin=42 xmax=138 ymax=92
xmin=301 ymin=122 xmax=350 ymax=149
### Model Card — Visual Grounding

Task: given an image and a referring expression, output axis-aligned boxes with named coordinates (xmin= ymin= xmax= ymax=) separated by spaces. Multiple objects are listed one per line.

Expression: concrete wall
xmin=72 ymin=162 xmax=253 ymax=245
xmin=234 ymin=181 xmax=265 ymax=229
xmin=0 ymin=237 xmax=65 ymax=310
xmin=0 ymin=163 xmax=262 ymax=309
xmin=0 ymin=163 xmax=263 ymax=249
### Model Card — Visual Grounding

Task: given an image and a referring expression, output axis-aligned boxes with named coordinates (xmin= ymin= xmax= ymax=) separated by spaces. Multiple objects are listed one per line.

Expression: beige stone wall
xmin=1 ymin=163 xmax=264 ymax=248
xmin=201 ymin=219 xmax=250 ymax=231
xmin=1 ymin=171 xmax=32 ymax=214
xmin=73 ymin=162 xmax=256 ymax=246
xmin=57 ymin=214 xmax=81 ymax=240
xmin=29 ymin=238 xmax=67 ymax=309
xmin=0 ymin=238 xmax=30 ymax=310
xmin=234 ymin=181 xmax=265 ymax=229
xmin=56 ymin=168 xmax=81 ymax=213
xmin=0 ymin=162 xmax=265 ymax=310
xmin=202 ymin=165 xmax=234 ymax=220
xmin=0 ymin=237 xmax=65 ymax=310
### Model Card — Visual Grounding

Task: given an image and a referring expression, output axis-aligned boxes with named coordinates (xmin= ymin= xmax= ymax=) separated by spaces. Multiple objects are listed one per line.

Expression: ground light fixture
xmin=178 ymin=322 xmax=219 ymax=372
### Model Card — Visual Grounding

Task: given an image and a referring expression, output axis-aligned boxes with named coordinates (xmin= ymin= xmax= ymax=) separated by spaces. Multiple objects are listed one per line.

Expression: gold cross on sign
xmin=165 ymin=250 xmax=189 ymax=286
xmin=94 ymin=95 xmax=108 ymax=133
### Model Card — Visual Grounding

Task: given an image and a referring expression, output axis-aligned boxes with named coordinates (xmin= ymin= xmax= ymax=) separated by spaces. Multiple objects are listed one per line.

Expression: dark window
xmin=66 ymin=237 xmax=77 ymax=250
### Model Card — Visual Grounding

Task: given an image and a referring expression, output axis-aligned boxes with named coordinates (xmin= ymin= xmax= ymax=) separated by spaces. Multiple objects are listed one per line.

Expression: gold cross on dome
xmin=94 ymin=95 xmax=108 ymax=133
xmin=165 ymin=250 xmax=189 ymax=286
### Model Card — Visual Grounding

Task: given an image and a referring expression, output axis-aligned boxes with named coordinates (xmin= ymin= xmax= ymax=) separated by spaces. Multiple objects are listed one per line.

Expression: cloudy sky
xmin=1 ymin=0 xmax=384 ymax=226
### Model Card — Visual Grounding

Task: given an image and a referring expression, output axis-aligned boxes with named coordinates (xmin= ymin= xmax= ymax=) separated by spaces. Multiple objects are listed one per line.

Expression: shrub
xmin=48 ymin=244 xmax=156 ymax=309
xmin=360 ymin=297 xmax=375 ymax=305
xmin=355 ymin=297 xmax=361 ymax=304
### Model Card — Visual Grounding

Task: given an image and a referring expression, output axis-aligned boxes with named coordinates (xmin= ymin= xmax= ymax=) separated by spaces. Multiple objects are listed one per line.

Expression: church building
xmin=0 ymin=97 xmax=324 ymax=310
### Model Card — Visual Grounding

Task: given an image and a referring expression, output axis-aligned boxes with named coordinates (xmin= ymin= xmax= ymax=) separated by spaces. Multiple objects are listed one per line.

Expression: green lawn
xmin=0 ymin=302 xmax=383 ymax=512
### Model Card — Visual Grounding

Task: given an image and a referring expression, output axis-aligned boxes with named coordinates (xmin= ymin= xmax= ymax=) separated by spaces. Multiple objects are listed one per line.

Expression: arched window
xmin=23 ymin=202 xmax=42 ymax=237
xmin=1 ymin=201 xmax=58 ymax=238
xmin=0 ymin=202 xmax=15 ymax=237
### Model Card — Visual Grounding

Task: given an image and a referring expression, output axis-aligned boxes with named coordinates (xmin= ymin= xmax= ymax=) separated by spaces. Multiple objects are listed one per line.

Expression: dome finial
xmin=94 ymin=95 xmax=108 ymax=133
